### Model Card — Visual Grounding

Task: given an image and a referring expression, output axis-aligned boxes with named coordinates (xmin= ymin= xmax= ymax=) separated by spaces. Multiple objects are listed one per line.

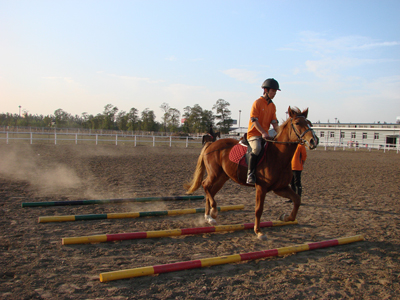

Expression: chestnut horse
xmin=202 ymin=131 xmax=220 ymax=145
xmin=185 ymin=107 xmax=318 ymax=240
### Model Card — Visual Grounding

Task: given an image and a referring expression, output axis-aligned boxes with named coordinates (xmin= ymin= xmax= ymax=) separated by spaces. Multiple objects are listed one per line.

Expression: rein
xmin=205 ymin=115 xmax=315 ymax=155
xmin=265 ymin=116 xmax=312 ymax=145
xmin=265 ymin=139 xmax=300 ymax=145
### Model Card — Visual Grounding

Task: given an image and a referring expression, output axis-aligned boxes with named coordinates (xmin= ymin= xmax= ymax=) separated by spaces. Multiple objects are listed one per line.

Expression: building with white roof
xmin=229 ymin=122 xmax=400 ymax=150
xmin=312 ymin=122 xmax=400 ymax=149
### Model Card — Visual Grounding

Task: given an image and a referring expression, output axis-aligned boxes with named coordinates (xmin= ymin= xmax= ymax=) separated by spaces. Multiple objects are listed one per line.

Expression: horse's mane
xmin=274 ymin=107 xmax=303 ymax=140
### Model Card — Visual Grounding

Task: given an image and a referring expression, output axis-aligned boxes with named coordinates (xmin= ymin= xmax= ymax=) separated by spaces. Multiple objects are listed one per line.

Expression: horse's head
xmin=287 ymin=106 xmax=318 ymax=150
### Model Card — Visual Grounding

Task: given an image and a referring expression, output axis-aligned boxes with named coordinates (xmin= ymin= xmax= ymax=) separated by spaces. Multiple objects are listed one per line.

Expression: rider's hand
xmin=262 ymin=132 xmax=269 ymax=140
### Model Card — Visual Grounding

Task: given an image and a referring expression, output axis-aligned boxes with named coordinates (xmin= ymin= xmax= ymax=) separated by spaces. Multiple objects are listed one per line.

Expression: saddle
xmin=229 ymin=133 xmax=268 ymax=167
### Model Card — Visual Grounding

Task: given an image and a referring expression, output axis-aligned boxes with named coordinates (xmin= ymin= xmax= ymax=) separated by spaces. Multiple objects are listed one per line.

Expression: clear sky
xmin=1 ymin=0 xmax=399 ymax=125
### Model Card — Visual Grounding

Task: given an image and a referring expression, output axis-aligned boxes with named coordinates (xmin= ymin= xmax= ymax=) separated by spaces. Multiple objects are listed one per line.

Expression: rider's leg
xmin=246 ymin=138 xmax=261 ymax=184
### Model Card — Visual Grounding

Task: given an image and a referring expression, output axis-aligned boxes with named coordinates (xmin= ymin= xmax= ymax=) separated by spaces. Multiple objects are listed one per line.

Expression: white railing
xmin=318 ymin=141 xmax=399 ymax=153
xmin=0 ymin=125 xmax=203 ymax=138
xmin=0 ymin=131 xmax=203 ymax=148
xmin=1 ymin=131 xmax=398 ymax=153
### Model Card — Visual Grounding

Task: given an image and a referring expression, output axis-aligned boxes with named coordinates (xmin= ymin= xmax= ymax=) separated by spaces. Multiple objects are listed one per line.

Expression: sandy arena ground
xmin=0 ymin=143 xmax=399 ymax=299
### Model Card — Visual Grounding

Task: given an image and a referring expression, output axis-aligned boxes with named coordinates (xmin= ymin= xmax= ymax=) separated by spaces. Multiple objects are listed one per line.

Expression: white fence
xmin=319 ymin=140 xmax=399 ymax=153
xmin=0 ymin=131 xmax=204 ymax=147
xmin=0 ymin=125 xmax=183 ymax=137
xmin=1 ymin=131 xmax=398 ymax=153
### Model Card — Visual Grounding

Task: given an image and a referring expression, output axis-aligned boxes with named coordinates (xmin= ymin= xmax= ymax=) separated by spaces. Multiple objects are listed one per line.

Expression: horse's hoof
xmin=257 ymin=233 xmax=268 ymax=241
xmin=207 ymin=218 xmax=217 ymax=225
xmin=279 ymin=213 xmax=288 ymax=222
xmin=205 ymin=215 xmax=217 ymax=225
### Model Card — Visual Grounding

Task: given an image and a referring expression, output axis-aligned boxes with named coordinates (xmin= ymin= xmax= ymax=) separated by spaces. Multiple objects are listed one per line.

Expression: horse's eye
xmin=295 ymin=122 xmax=300 ymax=126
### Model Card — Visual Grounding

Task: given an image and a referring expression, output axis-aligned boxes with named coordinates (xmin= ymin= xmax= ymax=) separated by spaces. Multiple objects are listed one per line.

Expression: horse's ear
xmin=288 ymin=106 xmax=294 ymax=117
xmin=302 ymin=108 xmax=309 ymax=118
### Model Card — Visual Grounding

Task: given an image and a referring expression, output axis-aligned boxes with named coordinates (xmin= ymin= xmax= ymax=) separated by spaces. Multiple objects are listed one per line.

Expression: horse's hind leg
xmin=203 ymin=174 xmax=229 ymax=225
xmin=254 ymin=186 xmax=268 ymax=240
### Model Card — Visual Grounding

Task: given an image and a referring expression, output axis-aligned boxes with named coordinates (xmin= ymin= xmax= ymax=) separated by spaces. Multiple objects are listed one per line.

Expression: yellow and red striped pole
xmin=99 ymin=235 xmax=364 ymax=282
xmin=62 ymin=220 xmax=298 ymax=245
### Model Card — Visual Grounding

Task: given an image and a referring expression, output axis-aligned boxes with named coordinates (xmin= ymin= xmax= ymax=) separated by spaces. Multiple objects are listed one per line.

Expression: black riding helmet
xmin=261 ymin=78 xmax=280 ymax=91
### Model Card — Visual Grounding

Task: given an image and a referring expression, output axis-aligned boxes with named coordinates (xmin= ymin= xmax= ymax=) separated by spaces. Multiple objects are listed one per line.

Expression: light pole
xmin=19 ymin=106 xmax=21 ymax=117
xmin=238 ymin=110 xmax=241 ymax=130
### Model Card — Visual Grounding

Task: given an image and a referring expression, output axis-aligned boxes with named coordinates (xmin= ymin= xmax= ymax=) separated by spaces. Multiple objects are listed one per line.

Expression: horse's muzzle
xmin=308 ymin=137 xmax=318 ymax=149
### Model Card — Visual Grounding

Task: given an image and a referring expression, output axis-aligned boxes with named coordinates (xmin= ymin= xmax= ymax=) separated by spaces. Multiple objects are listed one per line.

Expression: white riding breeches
xmin=248 ymin=137 xmax=262 ymax=156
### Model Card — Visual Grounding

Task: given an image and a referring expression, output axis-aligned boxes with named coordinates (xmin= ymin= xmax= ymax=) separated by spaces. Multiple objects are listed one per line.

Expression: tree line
xmin=1 ymin=99 xmax=234 ymax=134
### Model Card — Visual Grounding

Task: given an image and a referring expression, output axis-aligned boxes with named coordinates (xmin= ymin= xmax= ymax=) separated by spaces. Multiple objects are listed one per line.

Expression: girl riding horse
xmin=185 ymin=107 xmax=318 ymax=240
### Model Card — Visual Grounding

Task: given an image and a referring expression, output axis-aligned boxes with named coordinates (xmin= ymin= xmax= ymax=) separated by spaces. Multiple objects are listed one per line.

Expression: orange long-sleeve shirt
xmin=247 ymin=96 xmax=277 ymax=139
xmin=291 ymin=144 xmax=307 ymax=171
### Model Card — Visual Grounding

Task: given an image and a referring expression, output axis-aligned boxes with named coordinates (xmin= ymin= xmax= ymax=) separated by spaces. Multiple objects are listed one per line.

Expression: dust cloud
xmin=0 ymin=145 xmax=81 ymax=196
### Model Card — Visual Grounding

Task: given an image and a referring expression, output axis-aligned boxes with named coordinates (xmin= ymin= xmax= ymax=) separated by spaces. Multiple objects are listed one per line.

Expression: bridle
xmin=266 ymin=116 xmax=315 ymax=145
xmin=290 ymin=116 xmax=314 ymax=144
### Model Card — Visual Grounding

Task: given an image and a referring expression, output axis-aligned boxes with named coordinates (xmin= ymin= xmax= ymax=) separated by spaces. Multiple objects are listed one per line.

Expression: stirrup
xmin=246 ymin=174 xmax=256 ymax=184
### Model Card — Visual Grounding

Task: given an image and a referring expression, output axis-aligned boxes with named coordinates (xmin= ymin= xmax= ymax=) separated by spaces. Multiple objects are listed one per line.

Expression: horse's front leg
xmin=254 ymin=186 xmax=268 ymax=241
xmin=273 ymin=186 xmax=301 ymax=222
xmin=204 ymin=192 xmax=213 ymax=223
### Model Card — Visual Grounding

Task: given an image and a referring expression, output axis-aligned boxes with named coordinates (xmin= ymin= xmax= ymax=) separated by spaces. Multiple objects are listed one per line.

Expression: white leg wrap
xmin=205 ymin=214 xmax=217 ymax=225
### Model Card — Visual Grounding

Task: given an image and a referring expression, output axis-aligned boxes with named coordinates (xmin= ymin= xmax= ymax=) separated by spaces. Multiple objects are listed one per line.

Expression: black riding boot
xmin=246 ymin=153 xmax=258 ymax=184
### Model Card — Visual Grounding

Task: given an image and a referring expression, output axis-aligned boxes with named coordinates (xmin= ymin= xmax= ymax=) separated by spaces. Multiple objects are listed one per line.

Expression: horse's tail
xmin=184 ymin=143 xmax=210 ymax=194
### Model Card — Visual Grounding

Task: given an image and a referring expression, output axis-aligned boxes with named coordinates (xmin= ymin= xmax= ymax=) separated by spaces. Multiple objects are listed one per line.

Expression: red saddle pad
xmin=229 ymin=143 xmax=268 ymax=167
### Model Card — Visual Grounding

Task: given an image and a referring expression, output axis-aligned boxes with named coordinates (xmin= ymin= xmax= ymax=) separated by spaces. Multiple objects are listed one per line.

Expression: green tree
xmin=81 ymin=112 xmax=91 ymax=129
xmin=160 ymin=103 xmax=181 ymax=133
xmin=201 ymin=109 xmax=214 ymax=132
xmin=188 ymin=104 xmax=203 ymax=133
xmin=140 ymin=108 xmax=157 ymax=131
xmin=212 ymin=99 xmax=232 ymax=133
xmin=182 ymin=106 xmax=192 ymax=133
xmin=54 ymin=108 xmax=71 ymax=127
xmin=160 ymin=102 xmax=170 ymax=132
xmin=168 ymin=108 xmax=181 ymax=132
xmin=116 ymin=111 xmax=128 ymax=131
xmin=102 ymin=104 xmax=118 ymax=130
xmin=127 ymin=107 xmax=139 ymax=131
xmin=90 ymin=114 xmax=104 ymax=129
xmin=43 ymin=115 xmax=52 ymax=127
xmin=182 ymin=104 xmax=214 ymax=133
